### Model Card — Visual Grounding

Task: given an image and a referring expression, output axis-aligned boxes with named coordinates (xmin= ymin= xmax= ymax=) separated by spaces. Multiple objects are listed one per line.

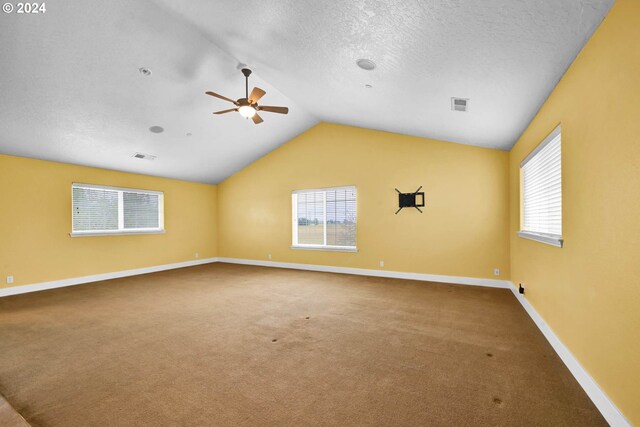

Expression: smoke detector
xmin=132 ymin=153 xmax=157 ymax=161
xmin=451 ymin=98 xmax=469 ymax=112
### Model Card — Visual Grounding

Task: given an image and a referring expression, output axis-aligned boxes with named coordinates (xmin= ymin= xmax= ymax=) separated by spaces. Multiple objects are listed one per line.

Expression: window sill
xmin=70 ymin=230 xmax=166 ymax=237
xmin=291 ymin=245 xmax=358 ymax=253
xmin=517 ymin=231 xmax=563 ymax=248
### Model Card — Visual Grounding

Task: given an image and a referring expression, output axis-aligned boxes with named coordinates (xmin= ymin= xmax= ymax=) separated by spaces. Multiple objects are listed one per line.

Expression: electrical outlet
xmin=268 ymin=254 xmax=272 ymax=260
xmin=6 ymin=275 xmax=14 ymax=284
xmin=493 ymin=268 xmax=500 ymax=276
xmin=195 ymin=252 xmax=199 ymax=259
xmin=379 ymin=261 xmax=384 ymax=268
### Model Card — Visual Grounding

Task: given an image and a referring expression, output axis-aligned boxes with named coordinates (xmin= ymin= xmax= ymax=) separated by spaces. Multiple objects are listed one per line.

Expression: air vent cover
xmin=133 ymin=153 xmax=157 ymax=161
xmin=451 ymin=98 xmax=469 ymax=112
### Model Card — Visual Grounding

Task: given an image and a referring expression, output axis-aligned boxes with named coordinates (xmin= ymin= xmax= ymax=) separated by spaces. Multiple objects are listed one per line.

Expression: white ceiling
xmin=0 ymin=0 xmax=613 ymax=183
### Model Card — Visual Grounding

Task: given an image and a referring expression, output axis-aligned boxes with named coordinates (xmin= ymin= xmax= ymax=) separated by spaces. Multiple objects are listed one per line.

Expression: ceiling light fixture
xmin=238 ymin=105 xmax=257 ymax=119
xmin=139 ymin=67 xmax=152 ymax=76
xmin=365 ymin=84 xmax=373 ymax=89
xmin=149 ymin=126 xmax=164 ymax=133
xmin=356 ymin=59 xmax=376 ymax=71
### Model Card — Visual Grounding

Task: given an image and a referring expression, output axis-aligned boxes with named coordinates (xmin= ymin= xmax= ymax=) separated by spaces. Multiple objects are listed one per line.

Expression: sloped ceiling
xmin=0 ymin=0 xmax=318 ymax=183
xmin=0 ymin=0 xmax=613 ymax=183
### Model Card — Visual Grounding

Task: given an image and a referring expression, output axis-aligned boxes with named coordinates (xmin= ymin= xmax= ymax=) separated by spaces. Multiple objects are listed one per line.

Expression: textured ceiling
xmin=0 ymin=0 xmax=318 ymax=183
xmin=0 ymin=0 xmax=613 ymax=183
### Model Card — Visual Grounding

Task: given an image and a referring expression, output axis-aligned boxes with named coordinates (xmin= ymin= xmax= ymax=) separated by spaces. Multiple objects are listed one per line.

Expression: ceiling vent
xmin=133 ymin=152 xmax=156 ymax=161
xmin=451 ymin=98 xmax=469 ymax=112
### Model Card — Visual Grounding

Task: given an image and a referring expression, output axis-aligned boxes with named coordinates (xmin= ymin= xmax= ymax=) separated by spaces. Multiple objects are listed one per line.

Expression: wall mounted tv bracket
xmin=395 ymin=186 xmax=425 ymax=214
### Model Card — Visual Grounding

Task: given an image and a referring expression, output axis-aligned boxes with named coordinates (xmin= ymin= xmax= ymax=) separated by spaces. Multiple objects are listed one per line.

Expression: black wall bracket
xmin=395 ymin=186 xmax=425 ymax=214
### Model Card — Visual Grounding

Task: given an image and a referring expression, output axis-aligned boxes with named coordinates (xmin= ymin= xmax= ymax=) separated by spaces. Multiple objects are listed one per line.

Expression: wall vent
xmin=451 ymin=98 xmax=469 ymax=112
xmin=133 ymin=152 xmax=157 ymax=161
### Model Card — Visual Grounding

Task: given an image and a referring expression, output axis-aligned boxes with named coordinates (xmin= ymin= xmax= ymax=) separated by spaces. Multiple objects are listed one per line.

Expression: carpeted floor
xmin=0 ymin=263 xmax=605 ymax=426
xmin=0 ymin=393 xmax=29 ymax=427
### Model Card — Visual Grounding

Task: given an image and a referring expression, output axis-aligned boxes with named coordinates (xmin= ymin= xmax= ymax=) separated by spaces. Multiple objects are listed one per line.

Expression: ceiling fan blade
xmin=205 ymin=91 xmax=238 ymax=105
xmin=258 ymin=106 xmax=289 ymax=114
xmin=252 ymin=113 xmax=264 ymax=124
xmin=248 ymin=87 xmax=266 ymax=104
xmin=213 ymin=108 xmax=237 ymax=115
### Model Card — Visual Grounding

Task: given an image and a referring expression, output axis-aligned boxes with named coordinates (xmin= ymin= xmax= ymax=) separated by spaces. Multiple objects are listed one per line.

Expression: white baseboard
xmin=217 ymin=257 xmax=511 ymax=288
xmin=0 ymin=258 xmax=219 ymax=297
xmin=508 ymin=284 xmax=630 ymax=427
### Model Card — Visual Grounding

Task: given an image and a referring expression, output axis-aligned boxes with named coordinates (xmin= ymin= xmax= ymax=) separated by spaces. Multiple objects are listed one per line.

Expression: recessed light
xmin=186 ymin=132 xmax=192 ymax=136
xmin=139 ymin=67 xmax=152 ymax=76
xmin=149 ymin=126 xmax=164 ymax=133
xmin=365 ymin=84 xmax=373 ymax=89
xmin=356 ymin=59 xmax=376 ymax=71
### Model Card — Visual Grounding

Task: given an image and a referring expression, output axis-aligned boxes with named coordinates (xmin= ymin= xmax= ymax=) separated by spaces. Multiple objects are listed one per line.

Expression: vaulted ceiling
xmin=0 ymin=0 xmax=613 ymax=183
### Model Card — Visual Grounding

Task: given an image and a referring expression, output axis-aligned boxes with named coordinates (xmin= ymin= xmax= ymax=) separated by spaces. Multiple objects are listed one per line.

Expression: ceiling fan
xmin=205 ymin=68 xmax=289 ymax=124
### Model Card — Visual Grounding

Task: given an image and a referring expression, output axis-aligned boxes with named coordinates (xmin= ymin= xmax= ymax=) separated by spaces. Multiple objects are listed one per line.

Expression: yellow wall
xmin=218 ymin=123 xmax=510 ymax=280
xmin=508 ymin=0 xmax=640 ymax=423
xmin=0 ymin=154 xmax=217 ymax=288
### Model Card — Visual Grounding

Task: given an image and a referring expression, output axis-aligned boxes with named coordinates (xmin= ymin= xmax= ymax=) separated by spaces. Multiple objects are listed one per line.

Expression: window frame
xmin=70 ymin=182 xmax=165 ymax=237
xmin=518 ymin=125 xmax=563 ymax=248
xmin=291 ymin=185 xmax=357 ymax=252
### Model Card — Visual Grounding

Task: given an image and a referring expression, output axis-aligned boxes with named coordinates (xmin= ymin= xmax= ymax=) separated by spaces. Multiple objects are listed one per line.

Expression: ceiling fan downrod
xmin=241 ymin=68 xmax=252 ymax=100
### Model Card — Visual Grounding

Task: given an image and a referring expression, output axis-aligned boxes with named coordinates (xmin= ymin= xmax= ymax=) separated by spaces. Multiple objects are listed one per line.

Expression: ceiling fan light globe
xmin=238 ymin=105 xmax=256 ymax=118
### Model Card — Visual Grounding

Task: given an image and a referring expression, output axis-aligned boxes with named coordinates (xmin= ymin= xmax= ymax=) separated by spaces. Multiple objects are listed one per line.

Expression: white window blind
xmin=123 ymin=192 xmax=160 ymax=229
xmin=292 ymin=186 xmax=356 ymax=251
xmin=72 ymin=183 xmax=164 ymax=236
xmin=518 ymin=125 xmax=562 ymax=247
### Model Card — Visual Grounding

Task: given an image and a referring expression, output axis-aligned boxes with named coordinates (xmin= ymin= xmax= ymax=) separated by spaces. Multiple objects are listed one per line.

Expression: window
xmin=292 ymin=186 xmax=357 ymax=251
xmin=518 ymin=125 xmax=562 ymax=247
xmin=71 ymin=183 xmax=164 ymax=236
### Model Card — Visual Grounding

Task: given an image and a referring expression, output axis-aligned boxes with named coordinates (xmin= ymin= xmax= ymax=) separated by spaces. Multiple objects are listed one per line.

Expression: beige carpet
xmin=0 ymin=263 xmax=605 ymax=426
xmin=0 ymin=393 xmax=29 ymax=427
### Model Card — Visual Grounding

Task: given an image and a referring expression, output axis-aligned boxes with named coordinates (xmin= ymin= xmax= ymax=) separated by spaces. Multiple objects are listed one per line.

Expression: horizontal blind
xmin=293 ymin=186 xmax=357 ymax=248
xmin=72 ymin=186 xmax=119 ymax=232
xmin=522 ymin=129 xmax=562 ymax=236
xmin=72 ymin=183 xmax=163 ymax=234
xmin=296 ymin=190 xmax=325 ymax=245
xmin=326 ymin=187 xmax=356 ymax=247
xmin=123 ymin=192 xmax=160 ymax=229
